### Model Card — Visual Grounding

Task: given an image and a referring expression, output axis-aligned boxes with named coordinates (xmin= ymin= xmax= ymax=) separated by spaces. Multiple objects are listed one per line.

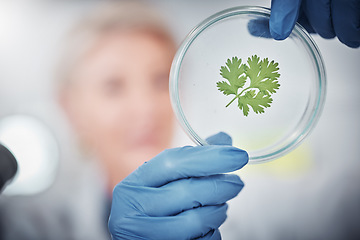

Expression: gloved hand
xmin=108 ymin=132 xmax=248 ymax=240
xmin=270 ymin=0 xmax=360 ymax=48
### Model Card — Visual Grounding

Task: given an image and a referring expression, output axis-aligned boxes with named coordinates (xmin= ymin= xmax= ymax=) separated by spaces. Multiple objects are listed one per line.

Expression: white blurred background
xmin=0 ymin=0 xmax=359 ymax=239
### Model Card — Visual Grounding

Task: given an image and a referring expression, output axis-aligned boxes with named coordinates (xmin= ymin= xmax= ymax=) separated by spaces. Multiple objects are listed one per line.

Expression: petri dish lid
xmin=170 ymin=6 xmax=326 ymax=163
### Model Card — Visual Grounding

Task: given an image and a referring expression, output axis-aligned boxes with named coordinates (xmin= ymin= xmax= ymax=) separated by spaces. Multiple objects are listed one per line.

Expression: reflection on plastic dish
xmin=170 ymin=6 xmax=326 ymax=163
xmin=0 ymin=115 xmax=59 ymax=195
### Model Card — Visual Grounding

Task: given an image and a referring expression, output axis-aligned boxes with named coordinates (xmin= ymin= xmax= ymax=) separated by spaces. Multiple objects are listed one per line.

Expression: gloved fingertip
xmin=222 ymin=174 xmax=244 ymax=196
xmin=269 ymin=18 xmax=291 ymax=40
xmin=270 ymin=30 xmax=288 ymax=40
xmin=206 ymin=132 xmax=232 ymax=146
xmin=222 ymin=173 xmax=243 ymax=185
xmin=221 ymin=202 xmax=229 ymax=212
xmin=247 ymin=18 xmax=272 ymax=38
xmin=222 ymin=147 xmax=249 ymax=170
xmin=315 ymin=30 xmax=336 ymax=39
xmin=342 ymin=40 xmax=360 ymax=48
xmin=200 ymin=229 xmax=221 ymax=240
xmin=238 ymin=150 xmax=249 ymax=166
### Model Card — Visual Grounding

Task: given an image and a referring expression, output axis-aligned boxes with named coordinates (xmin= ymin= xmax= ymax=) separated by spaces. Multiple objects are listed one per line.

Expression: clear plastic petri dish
xmin=170 ymin=6 xmax=326 ymax=163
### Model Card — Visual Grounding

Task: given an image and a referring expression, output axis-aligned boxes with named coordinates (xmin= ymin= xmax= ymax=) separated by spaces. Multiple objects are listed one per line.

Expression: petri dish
xmin=170 ymin=6 xmax=326 ymax=163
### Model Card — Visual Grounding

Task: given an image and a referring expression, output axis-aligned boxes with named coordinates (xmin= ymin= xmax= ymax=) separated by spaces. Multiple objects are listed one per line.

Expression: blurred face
xmin=62 ymin=30 xmax=175 ymax=185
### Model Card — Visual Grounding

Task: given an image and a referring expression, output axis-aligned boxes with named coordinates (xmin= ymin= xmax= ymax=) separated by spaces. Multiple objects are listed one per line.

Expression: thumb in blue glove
xmin=108 ymin=132 xmax=248 ymax=240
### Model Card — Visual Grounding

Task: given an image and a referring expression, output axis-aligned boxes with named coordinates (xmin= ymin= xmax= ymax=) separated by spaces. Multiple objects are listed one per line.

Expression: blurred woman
xmin=58 ymin=1 xmax=176 ymax=192
xmin=0 ymin=2 xmax=177 ymax=239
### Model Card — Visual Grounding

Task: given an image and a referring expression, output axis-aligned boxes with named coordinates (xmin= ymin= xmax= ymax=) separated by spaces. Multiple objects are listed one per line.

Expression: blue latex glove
xmin=270 ymin=0 xmax=360 ymax=48
xmin=108 ymin=132 xmax=248 ymax=240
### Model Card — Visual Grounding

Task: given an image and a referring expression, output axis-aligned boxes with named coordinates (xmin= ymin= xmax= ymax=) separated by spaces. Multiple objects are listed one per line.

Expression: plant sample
xmin=216 ymin=55 xmax=280 ymax=116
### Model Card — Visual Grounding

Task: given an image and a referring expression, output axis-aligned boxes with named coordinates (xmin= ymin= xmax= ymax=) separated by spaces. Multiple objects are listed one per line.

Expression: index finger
xmin=123 ymin=145 xmax=248 ymax=187
xmin=269 ymin=0 xmax=302 ymax=40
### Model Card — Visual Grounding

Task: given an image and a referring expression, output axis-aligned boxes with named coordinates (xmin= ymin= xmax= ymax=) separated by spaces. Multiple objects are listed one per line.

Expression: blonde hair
xmin=56 ymin=0 xmax=174 ymax=91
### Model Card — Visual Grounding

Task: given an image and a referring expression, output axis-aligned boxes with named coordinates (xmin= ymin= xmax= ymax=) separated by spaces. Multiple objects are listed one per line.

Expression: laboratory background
xmin=0 ymin=0 xmax=359 ymax=239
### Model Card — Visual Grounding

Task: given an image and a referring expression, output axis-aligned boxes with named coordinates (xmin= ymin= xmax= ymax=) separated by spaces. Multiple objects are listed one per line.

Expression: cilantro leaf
xmin=238 ymin=90 xmax=273 ymax=116
xmin=247 ymin=56 xmax=280 ymax=95
xmin=216 ymin=55 xmax=280 ymax=116
xmin=217 ymin=57 xmax=247 ymax=96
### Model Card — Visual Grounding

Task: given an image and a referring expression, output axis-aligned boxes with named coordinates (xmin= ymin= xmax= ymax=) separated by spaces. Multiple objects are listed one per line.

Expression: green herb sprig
xmin=216 ymin=55 xmax=280 ymax=116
